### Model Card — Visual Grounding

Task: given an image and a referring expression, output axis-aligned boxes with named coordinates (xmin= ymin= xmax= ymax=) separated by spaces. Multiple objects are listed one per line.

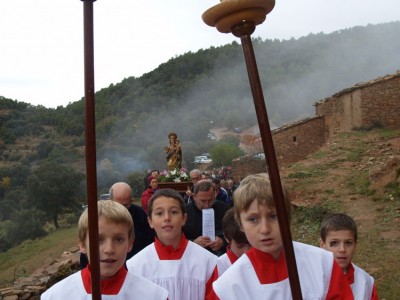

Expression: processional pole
xmin=81 ymin=0 xmax=101 ymax=299
xmin=203 ymin=1 xmax=303 ymax=299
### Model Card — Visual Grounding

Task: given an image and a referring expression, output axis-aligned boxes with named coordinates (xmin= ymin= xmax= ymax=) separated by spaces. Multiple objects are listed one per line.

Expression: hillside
xmin=1 ymin=128 xmax=399 ymax=298
xmin=1 ymin=22 xmax=400 ymax=181
xmin=283 ymin=128 xmax=400 ymax=298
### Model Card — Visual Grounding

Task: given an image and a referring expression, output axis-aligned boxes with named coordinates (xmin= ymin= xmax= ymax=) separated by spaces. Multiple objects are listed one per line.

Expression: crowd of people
xmin=41 ymin=171 xmax=378 ymax=299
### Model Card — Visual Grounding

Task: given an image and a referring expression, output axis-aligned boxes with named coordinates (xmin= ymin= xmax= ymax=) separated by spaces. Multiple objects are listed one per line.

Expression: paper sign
xmin=202 ymin=208 xmax=215 ymax=241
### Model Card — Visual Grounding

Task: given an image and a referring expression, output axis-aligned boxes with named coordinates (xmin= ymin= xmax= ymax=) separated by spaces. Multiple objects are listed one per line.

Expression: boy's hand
xmin=206 ymin=236 xmax=224 ymax=251
xmin=194 ymin=236 xmax=211 ymax=248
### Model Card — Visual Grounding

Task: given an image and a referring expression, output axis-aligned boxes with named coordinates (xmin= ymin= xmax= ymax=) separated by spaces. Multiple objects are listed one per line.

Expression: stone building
xmin=315 ymin=71 xmax=400 ymax=137
xmin=232 ymin=71 xmax=400 ymax=179
xmin=271 ymin=116 xmax=327 ymax=165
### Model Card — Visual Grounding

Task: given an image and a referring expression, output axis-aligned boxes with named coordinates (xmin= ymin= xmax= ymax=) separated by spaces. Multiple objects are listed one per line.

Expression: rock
xmin=0 ymin=246 xmax=80 ymax=299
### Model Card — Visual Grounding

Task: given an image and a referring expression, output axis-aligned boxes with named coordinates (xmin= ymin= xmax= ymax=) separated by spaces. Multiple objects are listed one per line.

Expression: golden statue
xmin=165 ymin=132 xmax=182 ymax=171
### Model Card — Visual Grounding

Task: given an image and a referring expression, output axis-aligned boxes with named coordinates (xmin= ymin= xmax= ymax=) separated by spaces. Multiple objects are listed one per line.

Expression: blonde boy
xmin=209 ymin=173 xmax=353 ymax=300
xmin=320 ymin=213 xmax=378 ymax=299
xmin=41 ymin=200 xmax=168 ymax=300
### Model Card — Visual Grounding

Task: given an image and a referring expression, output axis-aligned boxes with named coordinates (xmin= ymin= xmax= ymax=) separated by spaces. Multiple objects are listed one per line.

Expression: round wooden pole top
xmin=202 ymin=0 xmax=275 ymax=33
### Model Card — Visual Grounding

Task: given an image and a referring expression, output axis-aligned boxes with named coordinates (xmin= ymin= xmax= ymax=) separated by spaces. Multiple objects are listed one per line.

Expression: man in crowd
xmin=184 ymin=169 xmax=202 ymax=204
xmin=109 ymin=182 xmax=155 ymax=256
xmin=225 ymin=178 xmax=237 ymax=206
xmin=183 ymin=179 xmax=230 ymax=256
xmin=212 ymin=178 xmax=230 ymax=206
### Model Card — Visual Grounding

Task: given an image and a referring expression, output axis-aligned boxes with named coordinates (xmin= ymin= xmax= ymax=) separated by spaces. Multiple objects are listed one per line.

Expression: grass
xmin=287 ymin=166 xmax=328 ymax=182
xmin=379 ymin=129 xmax=399 ymax=139
xmin=311 ymin=150 xmax=329 ymax=159
xmin=348 ymin=172 xmax=376 ymax=196
xmin=0 ymin=202 xmax=145 ymax=288
xmin=354 ymin=212 xmax=400 ymax=299
xmin=287 ymin=171 xmax=312 ymax=179
xmin=0 ymin=226 xmax=77 ymax=287
xmin=286 ymin=129 xmax=400 ymax=298
xmin=291 ymin=200 xmax=340 ymax=246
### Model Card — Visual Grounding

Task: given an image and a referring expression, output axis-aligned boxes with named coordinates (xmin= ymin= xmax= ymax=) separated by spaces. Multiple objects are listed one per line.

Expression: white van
xmin=193 ymin=155 xmax=208 ymax=163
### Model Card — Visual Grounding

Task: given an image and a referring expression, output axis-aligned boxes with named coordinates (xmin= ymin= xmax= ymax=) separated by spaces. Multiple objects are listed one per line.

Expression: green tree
xmin=0 ymin=221 xmax=12 ymax=252
xmin=7 ymin=209 xmax=47 ymax=246
xmin=3 ymin=188 xmax=28 ymax=212
xmin=0 ymin=199 xmax=18 ymax=221
xmin=36 ymin=141 xmax=55 ymax=159
xmin=27 ymin=161 xmax=84 ymax=228
xmin=210 ymin=144 xmax=244 ymax=167
xmin=126 ymin=171 xmax=146 ymax=198
xmin=220 ymin=135 xmax=240 ymax=147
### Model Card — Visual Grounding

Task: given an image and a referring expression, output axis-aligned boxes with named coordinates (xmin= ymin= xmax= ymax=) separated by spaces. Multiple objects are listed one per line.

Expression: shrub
xmin=288 ymin=171 xmax=312 ymax=179
xmin=126 ymin=171 xmax=146 ymax=198
xmin=7 ymin=209 xmax=47 ymax=246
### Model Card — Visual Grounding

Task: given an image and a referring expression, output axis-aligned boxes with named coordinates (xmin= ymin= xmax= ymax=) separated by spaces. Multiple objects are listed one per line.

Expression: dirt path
xmin=210 ymin=126 xmax=260 ymax=154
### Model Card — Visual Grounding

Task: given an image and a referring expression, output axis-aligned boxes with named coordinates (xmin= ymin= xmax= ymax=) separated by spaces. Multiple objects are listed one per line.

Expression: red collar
xmin=154 ymin=234 xmax=189 ymax=260
xmin=226 ymin=244 xmax=239 ymax=264
xmin=344 ymin=262 xmax=355 ymax=284
xmin=81 ymin=265 xmax=127 ymax=295
xmin=246 ymin=247 xmax=288 ymax=284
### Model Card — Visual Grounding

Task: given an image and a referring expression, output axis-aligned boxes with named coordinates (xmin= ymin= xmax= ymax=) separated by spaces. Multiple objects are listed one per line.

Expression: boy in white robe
xmin=320 ymin=212 xmax=379 ymax=299
xmin=126 ymin=188 xmax=218 ymax=300
xmin=216 ymin=207 xmax=251 ymax=276
xmin=209 ymin=173 xmax=354 ymax=300
xmin=41 ymin=200 xmax=168 ymax=300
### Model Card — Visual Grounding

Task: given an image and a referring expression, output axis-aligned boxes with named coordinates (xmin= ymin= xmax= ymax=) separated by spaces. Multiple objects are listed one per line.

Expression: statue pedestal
xmin=158 ymin=182 xmax=192 ymax=193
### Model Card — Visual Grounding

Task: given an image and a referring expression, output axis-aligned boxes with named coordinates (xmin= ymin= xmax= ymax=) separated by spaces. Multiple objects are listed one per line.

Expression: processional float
xmin=81 ymin=0 xmax=302 ymax=299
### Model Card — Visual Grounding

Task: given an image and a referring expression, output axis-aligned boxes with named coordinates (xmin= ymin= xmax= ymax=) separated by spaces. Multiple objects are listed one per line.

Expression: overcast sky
xmin=1 ymin=0 xmax=399 ymax=108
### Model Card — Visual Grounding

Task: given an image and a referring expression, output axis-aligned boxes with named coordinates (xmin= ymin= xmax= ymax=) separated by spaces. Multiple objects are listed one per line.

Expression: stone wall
xmin=232 ymin=71 xmax=400 ymax=181
xmin=231 ymin=117 xmax=326 ymax=182
xmin=272 ymin=116 xmax=327 ymax=165
xmin=315 ymin=72 xmax=400 ymax=136
xmin=231 ymin=156 xmax=267 ymax=183
xmin=0 ymin=247 xmax=80 ymax=300
xmin=360 ymin=74 xmax=400 ymax=129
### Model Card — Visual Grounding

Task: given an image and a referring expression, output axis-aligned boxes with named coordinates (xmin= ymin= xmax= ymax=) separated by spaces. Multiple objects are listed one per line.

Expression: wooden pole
xmin=81 ymin=1 xmax=101 ymax=299
xmin=232 ymin=22 xmax=303 ymax=300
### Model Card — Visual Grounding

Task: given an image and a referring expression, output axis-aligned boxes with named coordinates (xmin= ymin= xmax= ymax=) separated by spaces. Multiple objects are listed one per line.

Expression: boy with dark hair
xmin=320 ymin=212 xmax=378 ymax=299
xmin=127 ymin=189 xmax=218 ymax=300
xmin=41 ymin=200 xmax=168 ymax=300
xmin=209 ymin=173 xmax=353 ymax=299
xmin=216 ymin=208 xmax=251 ymax=276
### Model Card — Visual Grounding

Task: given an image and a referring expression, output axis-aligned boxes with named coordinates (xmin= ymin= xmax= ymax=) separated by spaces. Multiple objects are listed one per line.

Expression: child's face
xmin=150 ymin=179 xmax=158 ymax=189
xmin=230 ymin=239 xmax=251 ymax=258
xmin=148 ymin=196 xmax=187 ymax=249
xmin=320 ymin=230 xmax=356 ymax=272
xmin=239 ymin=200 xmax=282 ymax=260
xmin=79 ymin=216 xmax=133 ymax=280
